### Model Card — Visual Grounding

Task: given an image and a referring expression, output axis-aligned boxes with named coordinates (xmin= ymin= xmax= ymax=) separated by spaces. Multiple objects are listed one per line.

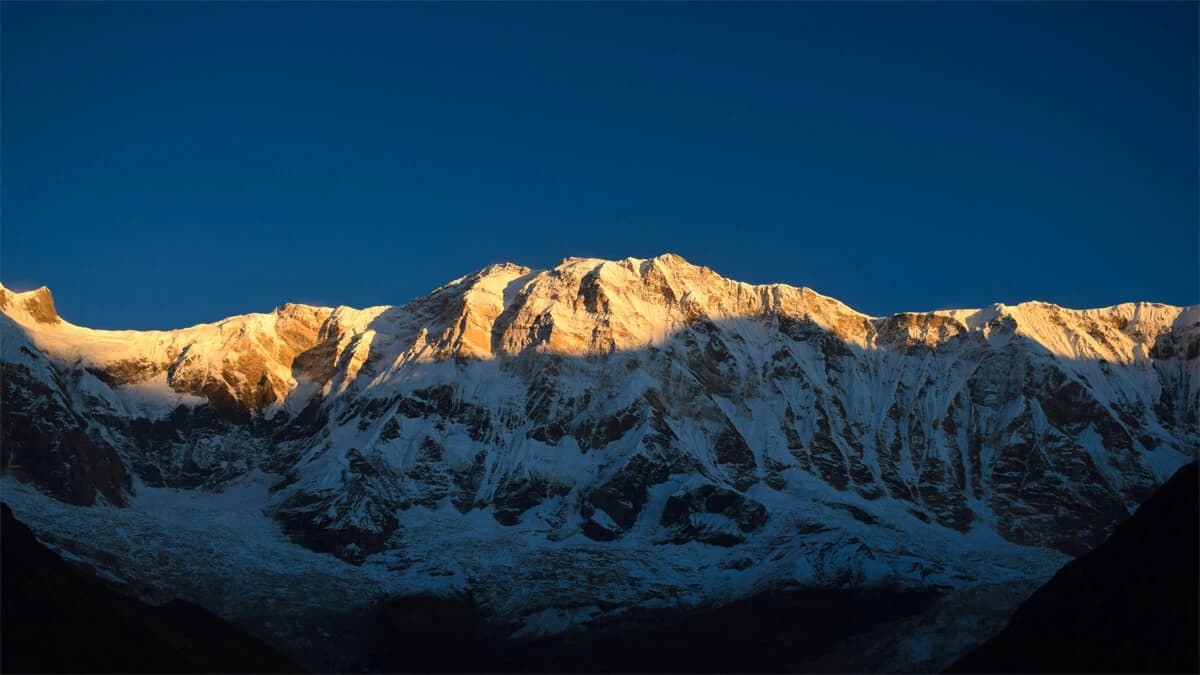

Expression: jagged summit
xmin=5 ymin=256 xmax=1194 ymax=359
xmin=0 ymin=283 xmax=60 ymax=325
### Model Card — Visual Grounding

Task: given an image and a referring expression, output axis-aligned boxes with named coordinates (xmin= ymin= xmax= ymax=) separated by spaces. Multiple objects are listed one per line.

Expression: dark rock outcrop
xmin=580 ymin=453 xmax=670 ymax=541
xmin=659 ymin=484 xmax=768 ymax=546
xmin=274 ymin=448 xmax=403 ymax=563
xmin=1 ymin=360 xmax=130 ymax=506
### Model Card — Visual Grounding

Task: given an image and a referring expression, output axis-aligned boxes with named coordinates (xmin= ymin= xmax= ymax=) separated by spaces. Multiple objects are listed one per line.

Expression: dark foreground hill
xmin=360 ymin=585 xmax=942 ymax=673
xmin=0 ymin=503 xmax=302 ymax=674
xmin=948 ymin=461 xmax=1199 ymax=673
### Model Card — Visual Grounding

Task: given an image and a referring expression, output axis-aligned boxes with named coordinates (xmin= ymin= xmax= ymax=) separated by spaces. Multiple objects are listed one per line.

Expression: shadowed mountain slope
xmin=0 ymin=503 xmax=302 ymax=674
xmin=948 ymin=461 xmax=1199 ymax=673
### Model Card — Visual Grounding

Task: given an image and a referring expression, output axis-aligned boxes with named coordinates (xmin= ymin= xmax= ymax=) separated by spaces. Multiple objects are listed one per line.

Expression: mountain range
xmin=2 ymin=253 xmax=1196 ymax=670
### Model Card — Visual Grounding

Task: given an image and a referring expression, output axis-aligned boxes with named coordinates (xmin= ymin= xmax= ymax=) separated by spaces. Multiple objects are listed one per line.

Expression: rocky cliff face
xmin=2 ymin=254 xmax=1196 ymax=580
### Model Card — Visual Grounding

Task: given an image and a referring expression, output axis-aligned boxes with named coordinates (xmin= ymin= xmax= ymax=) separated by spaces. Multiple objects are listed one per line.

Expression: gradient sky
xmin=2 ymin=2 xmax=1196 ymax=330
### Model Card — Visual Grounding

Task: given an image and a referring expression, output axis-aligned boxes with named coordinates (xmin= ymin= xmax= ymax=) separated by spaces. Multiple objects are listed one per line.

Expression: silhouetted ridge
xmin=947 ymin=461 xmax=1200 ymax=673
xmin=361 ymin=586 xmax=943 ymax=673
xmin=0 ymin=503 xmax=302 ymax=673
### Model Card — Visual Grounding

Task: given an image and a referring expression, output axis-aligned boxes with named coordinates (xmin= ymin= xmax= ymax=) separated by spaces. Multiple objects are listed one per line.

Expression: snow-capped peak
xmin=3 ymin=256 xmax=1196 ymax=371
xmin=0 ymin=283 xmax=60 ymax=325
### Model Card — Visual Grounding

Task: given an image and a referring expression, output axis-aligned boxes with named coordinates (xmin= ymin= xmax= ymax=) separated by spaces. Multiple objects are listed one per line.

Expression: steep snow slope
xmin=1 ymin=254 xmax=1196 ymax=644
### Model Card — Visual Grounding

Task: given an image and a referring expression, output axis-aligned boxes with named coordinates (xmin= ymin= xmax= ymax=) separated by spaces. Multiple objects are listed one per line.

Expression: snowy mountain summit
xmin=2 ymin=254 xmax=1197 ymax=646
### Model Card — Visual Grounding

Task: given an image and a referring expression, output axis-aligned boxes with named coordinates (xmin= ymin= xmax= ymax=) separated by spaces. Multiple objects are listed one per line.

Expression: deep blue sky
xmin=2 ymin=2 xmax=1196 ymax=329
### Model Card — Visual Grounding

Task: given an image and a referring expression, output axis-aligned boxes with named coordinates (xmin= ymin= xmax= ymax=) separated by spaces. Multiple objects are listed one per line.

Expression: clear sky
xmin=2 ymin=2 xmax=1196 ymax=330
